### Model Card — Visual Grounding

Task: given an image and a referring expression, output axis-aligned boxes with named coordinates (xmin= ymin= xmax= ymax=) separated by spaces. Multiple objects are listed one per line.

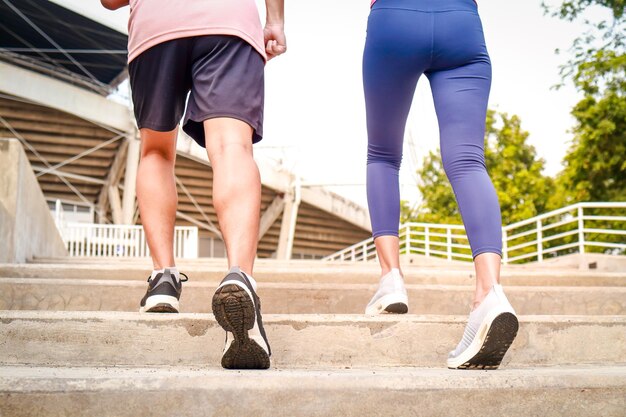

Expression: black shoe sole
xmin=457 ymin=312 xmax=519 ymax=370
xmin=144 ymin=303 xmax=178 ymax=313
xmin=212 ymin=284 xmax=270 ymax=370
xmin=384 ymin=302 xmax=408 ymax=314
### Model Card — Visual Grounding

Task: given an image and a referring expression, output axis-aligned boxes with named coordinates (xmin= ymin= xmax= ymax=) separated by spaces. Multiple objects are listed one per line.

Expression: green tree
xmin=543 ymin=0 xmax=625 ymax=95
xmin=409 ymin=150 xmax=459 ymax=225
xmin=545 ymin=0 xmax=626 ymax=203
xmin=558 ymin=90 xmax=626 ymax=203
xmin=411 ymin=110 xmax=555 ymax=225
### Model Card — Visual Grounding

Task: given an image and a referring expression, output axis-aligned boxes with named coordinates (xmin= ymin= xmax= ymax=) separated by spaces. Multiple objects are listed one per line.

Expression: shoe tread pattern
xmin=384 ymin=302 xmax=408 ymax=314
xmin=212 ymin=284 xmax=270 ymax=370
xmin=145 ymin=303 xmax=178 ymax=313
xmin=458 ymin=312 xmax=519 ymax=370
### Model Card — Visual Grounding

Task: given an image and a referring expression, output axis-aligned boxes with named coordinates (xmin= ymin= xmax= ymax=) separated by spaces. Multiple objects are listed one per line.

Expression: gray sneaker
xmin=365 ymin=268 xmax=409 ymax=315
xmin=447 ymin=284 xmax=518 ymax=369
xmin=212 ymin=267 xmax=271 ymax=369
xmin=139 ymin=269 xmax=188 ymax=313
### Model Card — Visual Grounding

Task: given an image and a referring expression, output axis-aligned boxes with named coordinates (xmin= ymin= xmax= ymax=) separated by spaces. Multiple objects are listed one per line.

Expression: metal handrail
xmin=323 ymin=202 xmax=626 ymax=263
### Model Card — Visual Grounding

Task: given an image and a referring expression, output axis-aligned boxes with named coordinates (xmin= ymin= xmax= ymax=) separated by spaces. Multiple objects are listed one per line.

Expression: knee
xmin=367 ymin=143 xmax=403 ymax=170
xmin=139 ymin=129 xmax=177 ymax=162
xmin=204 ymin=118 xmax=254 ymax=162
xmin=141 ymin=145 xmax=176 ymax=162
xmin=207 ymin=139 xmax=252 ymax=162
xmin=441 ymin=144 xmax=487 ymax=182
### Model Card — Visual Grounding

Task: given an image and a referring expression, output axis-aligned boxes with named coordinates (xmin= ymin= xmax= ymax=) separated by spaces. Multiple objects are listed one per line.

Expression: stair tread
xmin=5 ymin=262 xmax=624 ymax=276
xmin=3 ymin=278 xmax=625 ymax=315
xmin=3 ymin=277 xmax=626 ymax=291
xmin=3 ymin=365 xmax=624 ymax=417
xmin=2 ymin=365 xmax=625 ymax=391
xmin=4 ymin=309 xmax=626 ymax=323
xmin=4 ymin=309 xmax=624 ymax=368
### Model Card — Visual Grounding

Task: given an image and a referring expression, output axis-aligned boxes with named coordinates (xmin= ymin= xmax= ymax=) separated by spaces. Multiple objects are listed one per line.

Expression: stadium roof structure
xmin=0 ymin=0 xmax=128 ymax=95
xmin=0 ymin=0 xmax=371 ymax=259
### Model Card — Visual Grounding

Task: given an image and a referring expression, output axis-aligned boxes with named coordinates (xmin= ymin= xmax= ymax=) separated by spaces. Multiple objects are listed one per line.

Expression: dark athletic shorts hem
xmin=183 ymin=112 xmax=263 ymax=146
xmin=129 ymin=35 xmax=264 ymax=147
xmin=135 ymin=121 xmax=179 ymax=132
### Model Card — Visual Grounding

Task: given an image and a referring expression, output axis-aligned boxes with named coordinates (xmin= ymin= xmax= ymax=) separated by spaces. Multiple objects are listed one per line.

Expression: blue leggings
xmin=364 ymin=0 xmax=502 ymax=258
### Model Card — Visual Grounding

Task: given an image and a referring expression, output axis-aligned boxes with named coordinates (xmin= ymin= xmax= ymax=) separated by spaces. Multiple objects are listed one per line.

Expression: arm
xmin=100 ymin=0 xmax=129 ymax=11
xmin=264 ymin=0 xmax=286 ymax=60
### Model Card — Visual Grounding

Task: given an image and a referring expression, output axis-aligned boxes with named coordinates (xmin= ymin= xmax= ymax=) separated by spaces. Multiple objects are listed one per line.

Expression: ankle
xmin=230 ymin=265 xmax=257 ymax=290
xmin=151 ymin=266 xmax=178 ymax=281
xmin=381 ymin=266 xmax=401 ymax=277
xmin=472 ymin=286 xmax=492 ymax=310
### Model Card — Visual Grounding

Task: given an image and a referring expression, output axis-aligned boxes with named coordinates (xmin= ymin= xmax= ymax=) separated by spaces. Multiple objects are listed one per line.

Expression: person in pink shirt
xmin=101 ymin=0 xmax=286 ymax=370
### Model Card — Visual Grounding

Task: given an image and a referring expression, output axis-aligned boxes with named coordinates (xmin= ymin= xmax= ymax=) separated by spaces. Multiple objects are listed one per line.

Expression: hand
xmin=100 ymin=0 xmax=129 ymax=10
xmin=263 ymin=24 xmax=287 ymax=60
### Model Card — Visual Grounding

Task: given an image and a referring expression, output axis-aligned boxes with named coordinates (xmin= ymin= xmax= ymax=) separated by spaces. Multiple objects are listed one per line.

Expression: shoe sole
xmin=448 ymin=312 xmax=519 ymax=370
xmin=212 ymin=284 xmax=270 ymax=370
xmin=385 ymin=302 xmax=408 ymax=314
xmin=365 ymin=293 xmax=409 ymax=315
xmin=139 ymin=295 xmax=179 ymax=313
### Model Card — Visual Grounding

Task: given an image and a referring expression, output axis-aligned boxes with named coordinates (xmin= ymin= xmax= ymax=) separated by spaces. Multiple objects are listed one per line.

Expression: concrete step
xmin=30 ymin=254 xmax=621 ymax=272
xmin=2 ymin=278 xmax=625 ymax=315
xmin=1 ymin=365 xmax=624 ymax=417
xmin=29 ymin=256 xmax=473 ymax=268
xmin=2 ymin=311 xmax=625 ymax=368
xmin=1 ymin=263 xmax=624 ymax=286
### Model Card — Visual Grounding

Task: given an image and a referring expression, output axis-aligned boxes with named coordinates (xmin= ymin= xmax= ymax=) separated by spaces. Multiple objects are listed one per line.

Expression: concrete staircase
xmin=1 ymin=258 xmax=625 ymax=416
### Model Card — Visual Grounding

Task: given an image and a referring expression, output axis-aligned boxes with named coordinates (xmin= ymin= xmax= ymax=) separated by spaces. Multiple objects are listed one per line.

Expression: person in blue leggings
xmin=363 ymin=0 xmax=519 ymax=369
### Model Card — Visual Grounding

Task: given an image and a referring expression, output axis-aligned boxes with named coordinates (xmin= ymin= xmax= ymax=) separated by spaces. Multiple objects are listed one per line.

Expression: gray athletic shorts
xmin=128 ymin=35 xmax=265 ymax=146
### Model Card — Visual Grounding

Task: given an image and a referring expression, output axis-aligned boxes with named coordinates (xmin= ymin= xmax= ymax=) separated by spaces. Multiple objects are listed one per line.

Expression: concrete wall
xmin=0 ymin=139 xmax=67 ymax=263
xmin=533 ymin=253 xmax=626 ymax=272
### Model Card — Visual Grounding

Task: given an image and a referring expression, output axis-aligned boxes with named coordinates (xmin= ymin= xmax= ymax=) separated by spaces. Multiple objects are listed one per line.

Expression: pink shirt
xmin=127 ymin=0 xmax=266 ymax=63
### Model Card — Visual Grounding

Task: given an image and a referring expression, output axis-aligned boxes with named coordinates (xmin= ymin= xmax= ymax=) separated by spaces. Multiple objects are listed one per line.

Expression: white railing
xmin=323 ymin=202 xmax=626 ymax=264
xmin=503 ymin=202 xmax=626 ymax=264
xmin=57 ymin=223 xmax=199 ymax=259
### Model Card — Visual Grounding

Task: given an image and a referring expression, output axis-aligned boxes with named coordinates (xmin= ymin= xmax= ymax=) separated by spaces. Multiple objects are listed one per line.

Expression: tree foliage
xmin=407 ymin=149 xmax=458 ymax=225
xmin=485 ymin=113 xmax=556 ymax=223
xmin=409 ymin=111 xmax=555 ymax=225
xmin=545 ymin=0 xmax=626 ymax=204
xmin=543 ymin=0 xmax=625 ymax=95
xmin=558 ymin=90 xmax=626 ymax=203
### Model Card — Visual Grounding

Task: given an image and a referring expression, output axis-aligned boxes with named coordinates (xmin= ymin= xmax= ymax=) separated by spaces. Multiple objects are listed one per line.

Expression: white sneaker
xmin=447 ymin=284 xmax=518 ymax=370
xmin=365 ymin=268 xmax=409 ymax=315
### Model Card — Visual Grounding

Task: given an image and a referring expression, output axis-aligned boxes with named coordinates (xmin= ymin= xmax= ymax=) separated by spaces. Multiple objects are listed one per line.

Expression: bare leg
xmin=473 ymin=252 xmax=501 ymax=309
xmin=204 ymin=118 xmax=260 ymax=275
xmin=136 ymin=127 xmax=178 ymax=270
xmin=376 ymin=234 xmax=500 ymax=309
xmin=374 ymin=236 xmax=402 ymax=276
xmin=366 ymin=235 xmax=408 ymax=314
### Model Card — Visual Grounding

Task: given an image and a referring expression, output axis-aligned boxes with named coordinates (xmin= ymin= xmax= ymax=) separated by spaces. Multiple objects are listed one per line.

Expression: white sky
xmin=57 ymin=0 xmax=597 ymax=208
